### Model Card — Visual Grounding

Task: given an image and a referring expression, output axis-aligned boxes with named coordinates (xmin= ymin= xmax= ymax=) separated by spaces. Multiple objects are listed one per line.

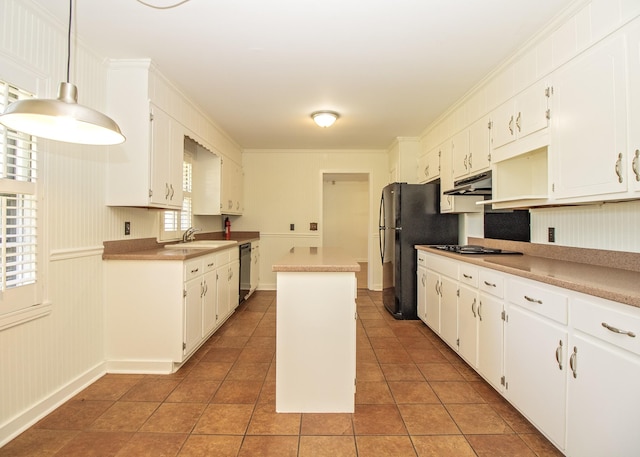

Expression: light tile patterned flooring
xmin=1 ymin=290 xmax=564 ymax=456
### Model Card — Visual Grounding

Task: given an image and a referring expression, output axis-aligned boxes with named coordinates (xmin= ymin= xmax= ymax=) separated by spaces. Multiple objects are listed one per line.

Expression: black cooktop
xmin=429 ymin=244 xmax=523 ymax=255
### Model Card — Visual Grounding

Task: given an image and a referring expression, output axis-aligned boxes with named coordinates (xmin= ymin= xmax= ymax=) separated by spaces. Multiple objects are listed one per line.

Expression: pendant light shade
xmin=0 ymin=82 xmax=125 ymax=145
xmin=0 ymin=0 xmax=125 ymax=145
xmin=311 ymin=111 xmax=339 ymax=128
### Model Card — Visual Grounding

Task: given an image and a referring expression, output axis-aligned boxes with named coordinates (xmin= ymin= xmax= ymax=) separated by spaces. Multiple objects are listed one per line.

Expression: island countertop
xmin=272 ymin=247 xmax=361 ymax=273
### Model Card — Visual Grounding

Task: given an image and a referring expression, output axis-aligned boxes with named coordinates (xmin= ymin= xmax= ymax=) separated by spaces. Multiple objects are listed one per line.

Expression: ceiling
xmin=30 ymin=0 xmax=575 ymax=150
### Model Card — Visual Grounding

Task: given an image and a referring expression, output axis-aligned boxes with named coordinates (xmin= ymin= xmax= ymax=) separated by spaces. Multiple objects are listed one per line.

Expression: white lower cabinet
xmin=565 ymin=295 xmax=640 ymax=457
xmin=416 ymin=252 xmax=428 ymax=322
xmin=105 ymin=246 xmax=239 ymax=374
xmin=417 ymin=248 xmax=640 ymax=456
xmin=504 ymin=277 xmax=568 ymax=449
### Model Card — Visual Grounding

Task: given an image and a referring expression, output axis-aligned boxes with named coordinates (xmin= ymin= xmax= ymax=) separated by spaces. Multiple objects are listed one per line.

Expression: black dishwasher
xmin=239 ymin=242 xmax=251 ymax=303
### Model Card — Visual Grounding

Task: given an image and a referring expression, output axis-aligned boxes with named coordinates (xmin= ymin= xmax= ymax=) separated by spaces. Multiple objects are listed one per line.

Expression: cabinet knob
xmin=632 ymin=149 xmax=639 ymax=182
xmin=569 ymin=346 xmax=578 ymax=379
xmin=555 ymin=340 xmax=563 ymax=370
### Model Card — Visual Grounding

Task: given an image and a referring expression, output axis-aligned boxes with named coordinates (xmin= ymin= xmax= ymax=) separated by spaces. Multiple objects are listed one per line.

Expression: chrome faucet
xmin=182 ymin=227 xmax=201 ymax=243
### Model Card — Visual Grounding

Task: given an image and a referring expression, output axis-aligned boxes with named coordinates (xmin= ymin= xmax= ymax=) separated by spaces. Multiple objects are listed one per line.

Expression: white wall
xmin=236 ymin=149 xmax=388 ymax=289
xmin=323 ymin=178 xmax=369 ymax=262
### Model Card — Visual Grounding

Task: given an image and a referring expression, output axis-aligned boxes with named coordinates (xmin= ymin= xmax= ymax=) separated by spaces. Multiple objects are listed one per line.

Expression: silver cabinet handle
xmin=615 ymin=153 xmax=623 ymax=183
xmin=421 ymin=273 xmax=426 ymax=287
xmin=170 ymin=184 xmax=175 ymax=200
xmin=463 ymin=154 xmax=468 ymax=171
xmin=483 ymin=280 xmax=496 ymax=288
xmin=478 ymin=300 xmax=483 ymax=321
xmin=508 ymin=115 xmax=514 ymax=135
xmin=601 ymin=322 xmax=636 ymax=338
xmin=463 ymin=273 xmax=473 ymax=280
xmin=555 ymin=340 xmax=563 ymax=370
xmin=425 ymin=165 xmax=429 ymax=177
xmin=524 ymin=295 xmax=543 ymax=304
xmin=200 ymin=281 xmax=205 ymax=298
xmin=516 ymin=111 xmax=522 ymax=132
xmin=165 ymin=183 xmax=170 ymax=199
xmin=569 ymin=346 xmax=578 ymax=379
xmin=468 ymin=153 xmax=472 ymax=169
xmin=633 ymin=149 xmax=639 ymax=182
xmin=471 ymin=298 xmax=477 ymax=318
xmin=190 ymin=267 xmax=199 ymax=274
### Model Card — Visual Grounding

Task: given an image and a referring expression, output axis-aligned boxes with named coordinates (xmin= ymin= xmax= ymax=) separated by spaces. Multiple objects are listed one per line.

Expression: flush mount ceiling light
xmin=311 ymin=111 xmax=339 ymax=128
xmin=0 ymin=0 xmax=125 ymax=145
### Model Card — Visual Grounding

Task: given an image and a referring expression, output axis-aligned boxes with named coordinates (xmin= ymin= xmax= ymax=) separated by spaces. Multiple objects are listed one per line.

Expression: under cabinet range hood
xmin=444 ymin=171 xmax=492 ymax=195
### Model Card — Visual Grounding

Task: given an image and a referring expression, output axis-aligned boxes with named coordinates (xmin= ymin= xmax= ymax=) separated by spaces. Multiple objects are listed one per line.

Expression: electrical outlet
xmin=290 ymin=223 xmax=295 ymax=231
xmin=310 ymin=222 xmax=318 ymax=231
xmin=124 ymin=221 xmax=131 ymax=236
xmin=548 ymin=227 xmax=555 ymax=243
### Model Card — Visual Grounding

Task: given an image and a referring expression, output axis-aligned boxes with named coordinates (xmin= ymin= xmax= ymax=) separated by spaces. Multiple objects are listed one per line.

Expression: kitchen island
xmin=272 ymin=247 xmax=360 ymax=413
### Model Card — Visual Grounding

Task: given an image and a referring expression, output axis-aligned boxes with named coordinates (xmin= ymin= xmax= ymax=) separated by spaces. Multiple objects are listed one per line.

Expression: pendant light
xmin=0 ymin=0 xmax=125 ymax=145
xmin=311 ymin=111 xmax=339 ymax=128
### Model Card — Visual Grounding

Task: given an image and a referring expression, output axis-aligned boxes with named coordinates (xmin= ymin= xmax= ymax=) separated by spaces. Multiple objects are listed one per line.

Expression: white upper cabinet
xmin=468 ymin=115 xmax=492 ymax=175
xmin=106 ymin=61 xmax=184 ymax=209
xmin=221 ymin=157 xmax=244 ymax=215
xmin=417 ymin=145 xmax=441 ymax=183
xmin=491 ymin=79 xmax=550 ymax=155
xmin=551 ymin=33 xmax=627 ymax=201
xmin=627 ymin=20 xmax=640 ymax=194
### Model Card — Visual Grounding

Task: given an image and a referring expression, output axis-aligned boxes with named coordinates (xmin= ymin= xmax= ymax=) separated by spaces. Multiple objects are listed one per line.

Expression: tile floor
xmin=1 ymin=289 xmax=564 ymax=456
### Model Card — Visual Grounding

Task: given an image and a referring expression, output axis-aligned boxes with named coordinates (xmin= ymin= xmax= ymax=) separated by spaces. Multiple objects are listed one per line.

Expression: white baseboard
xmin=0 ymin=362 xmax=106 ymax=447
xmin=105 ymin=360 xmax=175 ymax=375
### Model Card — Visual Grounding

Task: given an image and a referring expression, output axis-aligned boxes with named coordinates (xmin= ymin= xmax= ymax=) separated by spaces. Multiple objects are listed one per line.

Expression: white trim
xmin=49 ymin=246 xmax=104 ymax=262
xmin=0 ymin=362 xmax=106 ymax=447
xmin=106 ymin=360 xmax=175 ymax=375
xmin=0 ymin=301 xmax=51 ymax=331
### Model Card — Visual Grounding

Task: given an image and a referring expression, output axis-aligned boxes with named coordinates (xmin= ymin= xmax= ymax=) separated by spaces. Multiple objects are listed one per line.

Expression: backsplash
xmin=530 ymin=200 xmax=640 ymax=253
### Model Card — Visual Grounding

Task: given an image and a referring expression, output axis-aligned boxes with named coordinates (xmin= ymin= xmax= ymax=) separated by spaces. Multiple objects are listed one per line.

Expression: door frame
xmin=320 ymin=169 xmax=372 ymax=289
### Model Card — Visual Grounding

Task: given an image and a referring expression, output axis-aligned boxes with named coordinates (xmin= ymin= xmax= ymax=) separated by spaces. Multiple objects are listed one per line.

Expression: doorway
xmin=321 ymin=172 xmax=370 ymax=289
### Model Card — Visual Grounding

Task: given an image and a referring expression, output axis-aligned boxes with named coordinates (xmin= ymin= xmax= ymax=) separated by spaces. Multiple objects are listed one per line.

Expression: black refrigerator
xmin=379 ymin=182 xmax=458 ymax=319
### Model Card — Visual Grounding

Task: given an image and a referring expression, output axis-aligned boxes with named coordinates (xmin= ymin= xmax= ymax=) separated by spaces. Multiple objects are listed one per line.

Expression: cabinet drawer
xmin=216 ymin=249 xmax=231 ymax=265
xmin=425 ymin=253 xmax=458 ymax=279
xmin=202 ymin=254 xmax=217 ymax=273
xmin=479 ymin=269 xmax=504 ymax=298
xmin=184 ymin=258 xmax=203 ymax=281
xmin=572 ymin=296 xmax=640 ymax=356
xmin=459 ymin=264 xmax=479 ymax=288
xmin=507 ymin=279 xmax=568 ymax=325
xmin=417 ymin=250 xmax=427 ymax=267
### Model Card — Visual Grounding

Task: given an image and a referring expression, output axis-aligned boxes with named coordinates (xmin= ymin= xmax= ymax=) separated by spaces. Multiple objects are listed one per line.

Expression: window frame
xmin=0 ymin=77 xmax=49 ymax=330
xmin=159 ymin=150 xmax=193 ymax=241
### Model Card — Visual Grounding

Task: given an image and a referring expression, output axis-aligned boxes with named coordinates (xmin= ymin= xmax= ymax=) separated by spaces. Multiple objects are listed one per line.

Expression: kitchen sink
xmin=164 ymin=240 xmax=238 ymax=249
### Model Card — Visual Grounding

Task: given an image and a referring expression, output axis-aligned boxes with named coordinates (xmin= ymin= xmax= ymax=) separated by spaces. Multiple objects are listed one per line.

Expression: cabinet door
xmin=202 ymin=269 xmax=217 ymax=336
xmin=221 ymin=158 xmax=243 ymax=214
xmin=505 ymin=304 xmax=567 ymax=449
xmin=552 ymin=34 xmax=627 ymax=200
xmin=250 ymin=243 xmax=260 ymax=292
xmin=452 ymin=130 xmax=470 ymax=181
xmin=149 ymin=105 xmax=173 ymax=207
xmin=439 ymin=276 xmax=458 ymax=349
xmin=425 ymin=270 xmax=440 ymax=333
xmin=216 ymin=264 xmax=231 ymax=322
xmin=516 ymin=79 xmax=549 ymax=140
xmin=416 ymin=264 xmax=428 ymax=323
xmin=417 ymin=147 xmax=440 ymax=183
xmin=184 ymin=277 xmax=203 ymax=355
xmin=458 ymin=285 xmax=478 ymax=367
xmin=627 ymin=21 xmax=640 ymax=193
xmin=229 ymin=259 xmax=240 ymax=310
xmin=468 ymin=116 xmax=491 ymax=174
xmin=566 ymin=333 xmax=640 ymax=456
xmin=477 ymin=294 xmax=504 ymax=391
xmin=491 ymin=99 xmax=516 ymax=150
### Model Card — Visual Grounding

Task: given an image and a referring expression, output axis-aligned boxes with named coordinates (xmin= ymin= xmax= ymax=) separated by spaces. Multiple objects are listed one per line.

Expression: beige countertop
xmin=272 ymin=247 xmax=361 ymax=273
xmin=416 ymin=238 xmax=640 ymax=308
xmin=102 ymin=232 xmax=259 ymax=261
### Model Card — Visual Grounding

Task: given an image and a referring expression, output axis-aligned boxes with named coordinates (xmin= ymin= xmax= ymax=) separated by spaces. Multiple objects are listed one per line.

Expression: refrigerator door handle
xmin=379 ymin=191 xmax=385 ymax=264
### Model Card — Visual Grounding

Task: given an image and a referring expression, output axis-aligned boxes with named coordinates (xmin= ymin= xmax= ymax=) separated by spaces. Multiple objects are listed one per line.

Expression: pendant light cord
xmin=135 ymin=0 xmax=192 ymax=9
xmin=66 ymin=0 xmax=72 ymax=84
